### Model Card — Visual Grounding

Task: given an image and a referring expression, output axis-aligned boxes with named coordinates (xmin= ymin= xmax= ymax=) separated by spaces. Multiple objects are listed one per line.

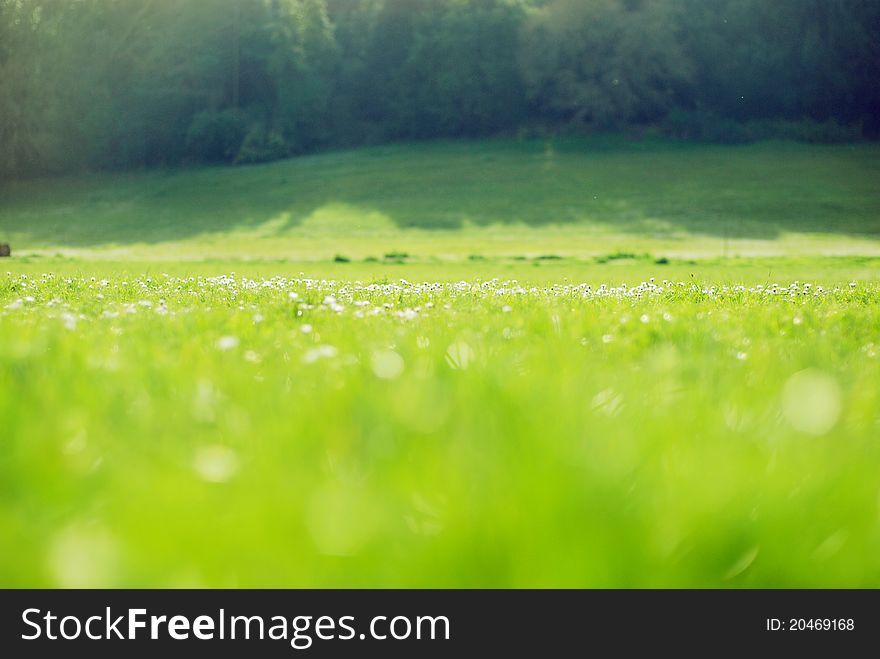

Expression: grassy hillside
xmin=2 ymin=138 xmax=880 ymax=264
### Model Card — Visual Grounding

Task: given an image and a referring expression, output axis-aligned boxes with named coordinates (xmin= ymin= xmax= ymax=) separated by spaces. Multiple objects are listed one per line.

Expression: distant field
xmin=2 ymin=139 xmax=880 ymax=588
xmin=2 ymin=138 xmax=880 ymax=263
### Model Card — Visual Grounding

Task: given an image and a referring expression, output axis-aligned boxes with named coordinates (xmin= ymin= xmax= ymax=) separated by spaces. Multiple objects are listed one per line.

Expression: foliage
xmin=1 ymin=0 xmax=878 ymax=178
xmin=234 ymin=123 xmax=289 ymax=164
xmin=520 ymin=0 xmax=692 ymax=127
xmin=186 ymin=110 xmax=247 ymax=163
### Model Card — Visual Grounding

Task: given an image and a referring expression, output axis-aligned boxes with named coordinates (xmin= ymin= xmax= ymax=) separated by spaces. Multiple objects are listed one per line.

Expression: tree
xmin=3 ymin=0 xmax=878 ymax=179
xmin=266 ymin=0 xmax=339 ymax=152
xmin=678 ymin=0 xmax=880 ymax=131
xmin=0 ymin=0 xmax=46 ymax=177
xmin=519 ymin=0 xmax=693 ymax=128
xmin=402 ymin=0 xmax=527 ymax=137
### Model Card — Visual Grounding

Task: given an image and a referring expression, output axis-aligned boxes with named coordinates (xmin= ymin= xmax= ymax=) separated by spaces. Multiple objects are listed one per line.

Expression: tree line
xmin=2 ymin=0 xmax=878 ymax=178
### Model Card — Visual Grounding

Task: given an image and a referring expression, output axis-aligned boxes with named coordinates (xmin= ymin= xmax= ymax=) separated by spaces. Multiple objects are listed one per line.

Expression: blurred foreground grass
xmin=2 ymin=269 xmax=879 ymax=587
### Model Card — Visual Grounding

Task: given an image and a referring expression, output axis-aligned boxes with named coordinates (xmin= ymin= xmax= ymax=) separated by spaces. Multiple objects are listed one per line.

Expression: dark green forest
xmin=2 ymin=0 xmax=879 ymax=178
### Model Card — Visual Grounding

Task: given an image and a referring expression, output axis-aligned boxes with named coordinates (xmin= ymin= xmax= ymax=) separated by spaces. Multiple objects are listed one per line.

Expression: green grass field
xmin=2 ymin=139 xmax=880 ymax=587
xmin=3 ymin=138 xmax=880 ymax=263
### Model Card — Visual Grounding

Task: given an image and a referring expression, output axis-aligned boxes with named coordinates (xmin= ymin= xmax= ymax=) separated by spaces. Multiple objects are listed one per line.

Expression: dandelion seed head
xmin=193 ymin=445 xmax=240 ymax=483
xmin=303 ymin=345 xmax=338 ymax=364
xmin=782 ymin=369 xmax=842 ymax=436
xmin=216 ymin=336 xmax=239 ymax=351
xmin=371 ymin=349 xmax=405 ymax=380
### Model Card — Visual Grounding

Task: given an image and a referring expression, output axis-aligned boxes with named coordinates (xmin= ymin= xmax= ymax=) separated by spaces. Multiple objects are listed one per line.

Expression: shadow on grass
xmin=1 ymin=138 xmax=879 ymax=248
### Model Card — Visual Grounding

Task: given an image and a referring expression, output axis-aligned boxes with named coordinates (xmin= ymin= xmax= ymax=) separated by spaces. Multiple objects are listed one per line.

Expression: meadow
xmin=2 ymin=139 xmax=880 ymax=587
xmin=3 ymin=138 xmax=880 ymax=263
